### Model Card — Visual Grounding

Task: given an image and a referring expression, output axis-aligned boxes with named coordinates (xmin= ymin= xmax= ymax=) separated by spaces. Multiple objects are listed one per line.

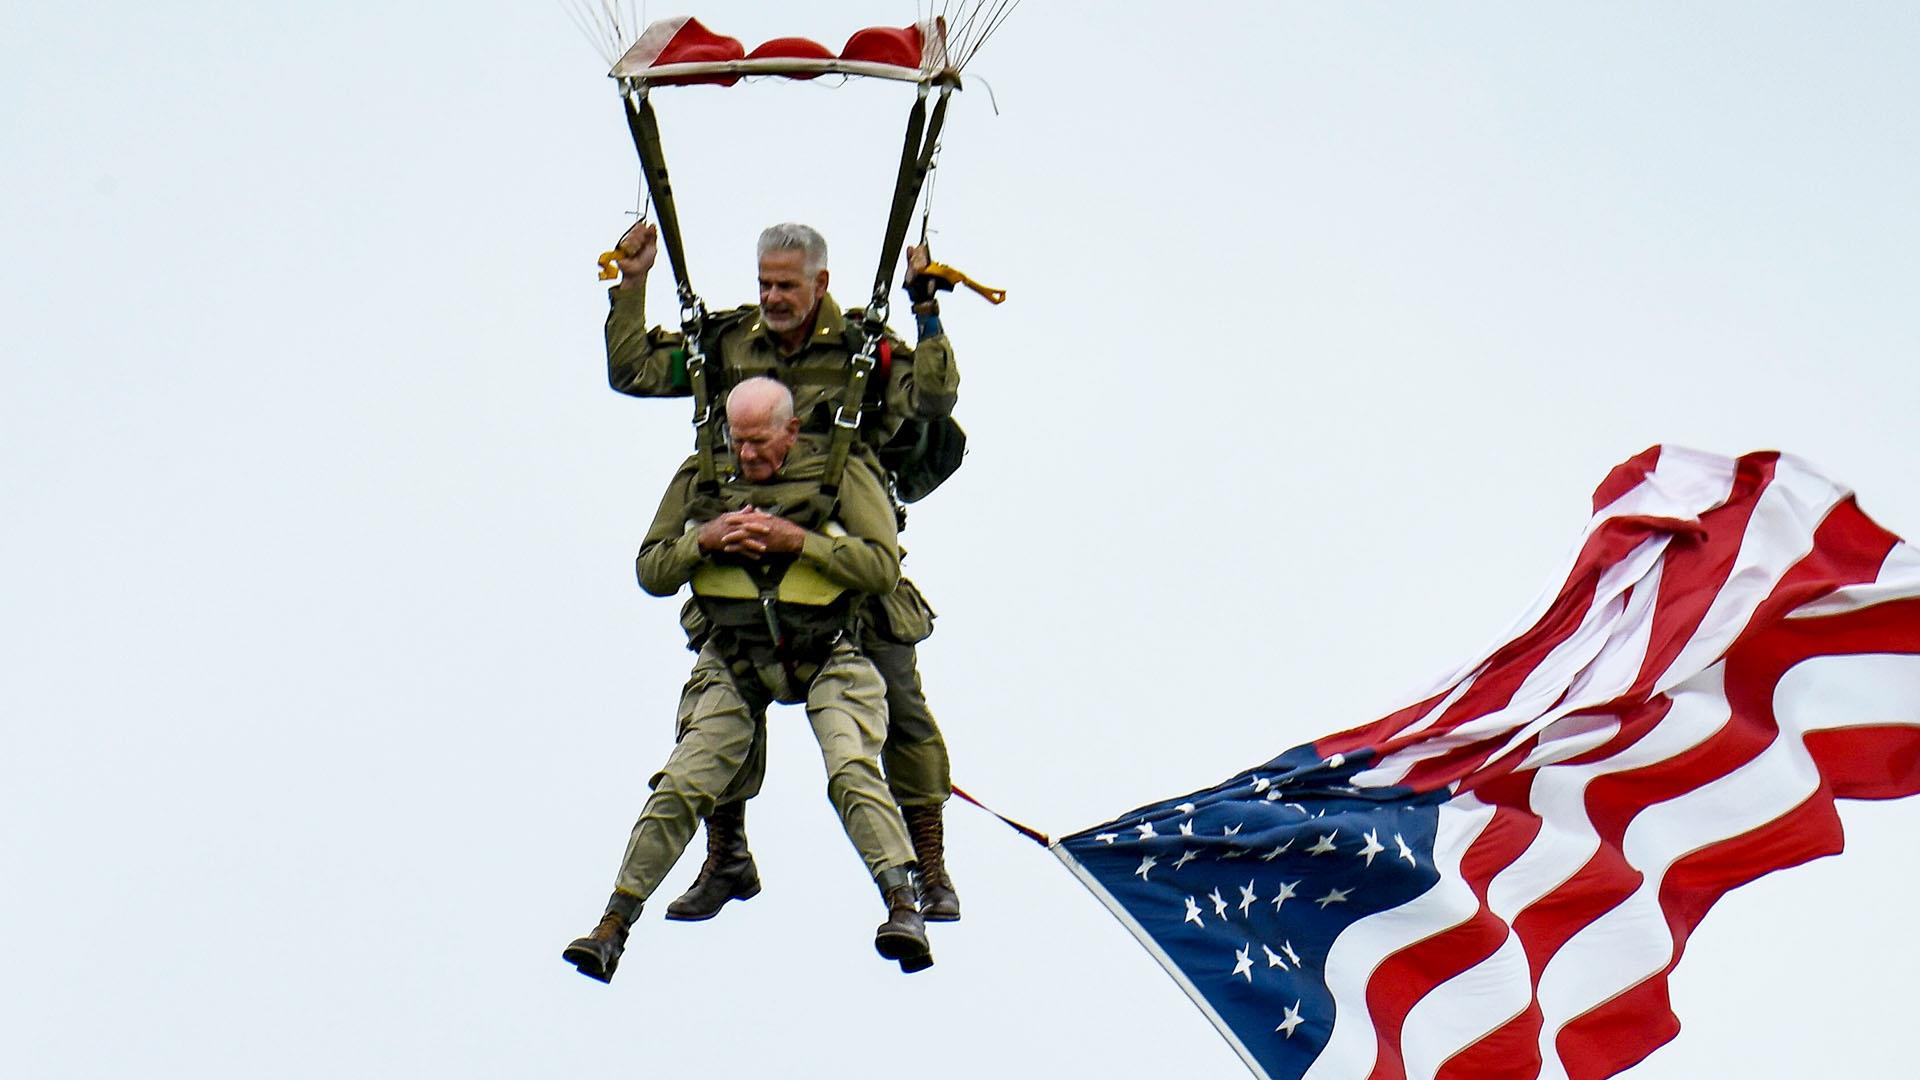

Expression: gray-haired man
xmin=601 ymin=222 xmax=966 ymax=923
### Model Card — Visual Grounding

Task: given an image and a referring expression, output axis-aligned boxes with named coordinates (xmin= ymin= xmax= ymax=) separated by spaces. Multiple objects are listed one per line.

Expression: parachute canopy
xmin=611 ymin=17 xmax=954 ymax=86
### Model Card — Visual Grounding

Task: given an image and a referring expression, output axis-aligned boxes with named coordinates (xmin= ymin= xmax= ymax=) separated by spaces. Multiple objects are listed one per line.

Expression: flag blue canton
xmin=1058 ymin=746 xmax=1445 ymax=1079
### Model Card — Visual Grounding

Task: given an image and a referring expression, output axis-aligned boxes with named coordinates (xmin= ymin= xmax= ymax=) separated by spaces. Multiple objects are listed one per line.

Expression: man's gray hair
xmin=757 ymin=222 xmax=828 ymax=273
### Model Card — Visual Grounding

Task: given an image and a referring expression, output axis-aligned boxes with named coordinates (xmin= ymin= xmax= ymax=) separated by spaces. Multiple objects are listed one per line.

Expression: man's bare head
xmin=727 ymin=377 xmax=800 ymax=481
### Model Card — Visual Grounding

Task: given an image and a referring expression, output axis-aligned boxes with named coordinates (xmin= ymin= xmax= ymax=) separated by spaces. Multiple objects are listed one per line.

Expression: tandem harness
xmin=687 ymin=503 xmax=864 ymax=703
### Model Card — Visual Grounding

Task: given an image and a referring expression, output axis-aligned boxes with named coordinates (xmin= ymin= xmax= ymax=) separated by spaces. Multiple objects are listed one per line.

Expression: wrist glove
xmin=903 ymin=272 xmax=943 ymax=303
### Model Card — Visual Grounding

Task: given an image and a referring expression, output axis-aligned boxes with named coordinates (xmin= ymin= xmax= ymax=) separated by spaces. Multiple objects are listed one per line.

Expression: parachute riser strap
xmin=822 ymin=84 xmax=953 ymax=499
xmin=620 ymin=84 xmax=721 ymax=491
xmin=868 ymin=84 xmax=955 ymax=320
xmin=620 ymin=85 xmax=696 ymax=300
xmin=865 ymin=84 xmax=930 ymax=327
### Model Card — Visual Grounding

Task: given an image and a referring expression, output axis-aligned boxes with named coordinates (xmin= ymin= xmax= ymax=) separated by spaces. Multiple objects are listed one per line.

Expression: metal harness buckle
xmin=833 ymin=341 xmax=880 ymax=430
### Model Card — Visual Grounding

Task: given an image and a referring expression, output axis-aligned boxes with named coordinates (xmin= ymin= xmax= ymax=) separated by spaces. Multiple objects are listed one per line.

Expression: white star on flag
xmin=1183 ymin=896 xmax=1204 ymax=928
xmin=1208 ymin=888 xmax=1229 ymax=919
xmin=1134 ymin=855 xmax=1156 ymax=880
xmin=1281 ymin=940 xmax=1299 ymax=966
xmin=1232 ymin=945 xmax=1254 ymax=982
xmin=1135 ymin=821 xmax=1156 ymax=840
xmin=1173 ymin=849 xmax=1198 ymax=869
xmin=1237 ymin=881 xmax=1258 ymax=916
xmin=1270 ymin=881 xmax=1299 ymax=911
xmin=1094 ymin=833 xmax=1117 ymax=844
xmin=1175 ymin=802 xmax=1195 ymax=815
xmin=1260 ymin=839 xmax=1294 ymax=861
xmin=1307 ymin=832 xmax=1339 ymax=855
xmin=1314 ymin=886 xmax=1351 ymax=909
xmin=1357 ymin=828 xmax=1386 ymax=867
xmin=1178 ymin=820 xmax=1195 ymax=838
xmin=1275 ymin=1000 xmax=1304 ymax=1038
xmin=1394 ymin=832 xmax=1416 ymax=866
xmin=1262 ymin=944 xmax=1288 ymax=970
xmin=1252 ymin=776 xmax=1271 ymax=792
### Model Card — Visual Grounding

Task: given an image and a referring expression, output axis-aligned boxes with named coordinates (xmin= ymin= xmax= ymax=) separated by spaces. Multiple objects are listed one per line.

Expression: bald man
xmin=608 ymin=221 xmax=966 ymax=926
xmin=564 ymin=378 xmax=931 ymax=982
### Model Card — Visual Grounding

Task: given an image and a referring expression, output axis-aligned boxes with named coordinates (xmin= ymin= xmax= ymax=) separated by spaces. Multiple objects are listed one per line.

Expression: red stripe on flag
xmin=1436 ymin=1003 xmax=1545 ymax=1080
xmin=1620 ymin=452 xmax=1780 ymax=697
xmin=1551 ymin=792 xmax=1846 ymax=1078
xmin=1361 ymin=804 xmax=1541 ymax=1080
xmin=1589 ymin=445 xmax=1665 ymax=514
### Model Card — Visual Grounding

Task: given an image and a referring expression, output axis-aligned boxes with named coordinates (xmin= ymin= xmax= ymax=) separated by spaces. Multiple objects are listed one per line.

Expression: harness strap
xmin=780 ymin=357 xmax=890 ymax=390
xmin=783 ymin=368 xmax=862 ymax=389
xmin=756 ymin=589 xmax=802 ymax=695
xmin=820 ymin=330 xmax=878 ymax=503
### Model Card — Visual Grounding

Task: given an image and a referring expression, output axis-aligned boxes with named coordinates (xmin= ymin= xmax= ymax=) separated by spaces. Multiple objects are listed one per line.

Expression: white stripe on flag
xmin=1367 ymin=448 xmax=1733 ymax=742
xmin=1300 ymin=798 xmax=1498 ymax=1080
xmin=1400 ymin=926 xmax=1532 ymax=1079
xmin=1532 ymin=668 xmax=1842 ymax=1075
xmin=1481 ymin=667 xmax=1733 ymax=965
xmin=1354 ymin=538 xmax=1667 ymax=789
xmin=1652 ymin=458 xmax=1846 ymax=693
xmin=1776 ymin=652 xmax=1920 ymax=737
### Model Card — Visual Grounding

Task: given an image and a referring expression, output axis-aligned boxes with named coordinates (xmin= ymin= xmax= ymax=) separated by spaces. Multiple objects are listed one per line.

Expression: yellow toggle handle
xmin=922 ymin=260 xmax=1007 ymax=305
xmin=596 ymin=251 xmax=622 ymax=281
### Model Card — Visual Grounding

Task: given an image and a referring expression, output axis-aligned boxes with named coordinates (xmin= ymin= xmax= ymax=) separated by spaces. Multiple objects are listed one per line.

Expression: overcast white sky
xmin=4 ymin=2 xmax=1918 ymax=1077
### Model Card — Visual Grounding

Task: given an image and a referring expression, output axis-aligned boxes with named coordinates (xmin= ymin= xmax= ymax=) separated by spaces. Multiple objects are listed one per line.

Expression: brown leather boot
xmin=903 ymin=803 xmax=961 ymax=922
xmin=872 ymin=866 xmax=933 ymax=974
xmin=563 ymin=890 xmax=643 ymax=983
xmin=665 ymin=801 xmax=762 ymax=921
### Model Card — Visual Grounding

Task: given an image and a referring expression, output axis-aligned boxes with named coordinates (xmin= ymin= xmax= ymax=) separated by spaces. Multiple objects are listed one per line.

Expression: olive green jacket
xmin=605 ymin=285 xmax=959 ymax=446
xmin=634 ymin=449 xmax=901 ymax=600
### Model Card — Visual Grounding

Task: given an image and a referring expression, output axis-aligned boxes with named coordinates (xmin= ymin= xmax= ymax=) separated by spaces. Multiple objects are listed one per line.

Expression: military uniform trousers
xmin=709 ymin=638 xmax=952 ymax=814
xmin=614 ymin=637 xmax=914 ymax=900
xmin=865 ymin=639 xmax=952 ymax=808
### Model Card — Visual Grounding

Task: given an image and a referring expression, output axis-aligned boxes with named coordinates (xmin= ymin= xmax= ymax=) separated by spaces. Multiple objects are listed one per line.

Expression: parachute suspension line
xmin=557 ymin=0 xmax=644 ymax=67
xmin=918 ymin=137 xmax=944 ymax=246
xmin=621 ymin=83 xmax=722 ymax=493
xmin=937 ymin=0 xmax=1023 ymax=72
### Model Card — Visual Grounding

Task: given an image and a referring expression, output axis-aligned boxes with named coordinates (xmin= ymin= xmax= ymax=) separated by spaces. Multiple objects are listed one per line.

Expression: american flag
xmin=1055 ymin=447 xmax=1920 ymax=1080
